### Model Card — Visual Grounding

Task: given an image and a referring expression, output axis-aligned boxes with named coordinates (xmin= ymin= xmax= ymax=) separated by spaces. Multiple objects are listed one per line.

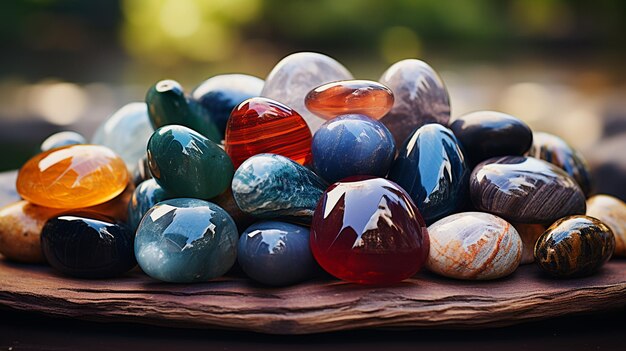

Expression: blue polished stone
xmin=311 ymin=114 xmax=395 ymax=183
xmin=238 ymin=221 xmax=316 ymax=286
xmin=40 ymin=131 xmax=86 ymax=151
xmin=127 ymin=178 xmax=171 ymax=232
xmin=191 ymin=74 xmax=264 ymax=139
xmin=388 ymin=124 xmax=469 ymax=224
xmin=231 ymin=154 xmax=327 ymax=224
xmin=134 ymin=198 xmax=238 ymax=283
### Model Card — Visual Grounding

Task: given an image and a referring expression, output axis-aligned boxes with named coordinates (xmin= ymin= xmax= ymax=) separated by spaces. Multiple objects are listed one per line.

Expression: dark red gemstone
xmin=310 ymin=176 xmax=429 ymax=285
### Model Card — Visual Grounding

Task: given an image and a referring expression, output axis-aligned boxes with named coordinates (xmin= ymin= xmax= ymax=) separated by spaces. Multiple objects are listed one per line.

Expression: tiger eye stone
xmin=427 ymin=212 xmax=522 ymax=280
xmin=586 ymin=194 xmax=626 ymax=257
xmin=225 ymin=97 xmax=313 ymax=169
xmin=305 ymin=80 xmax=394 ymax=120
xmin=16 ymin=145 xmax=129 ymax=209
xmin=534 ymin=215 xmax=615 ymax=278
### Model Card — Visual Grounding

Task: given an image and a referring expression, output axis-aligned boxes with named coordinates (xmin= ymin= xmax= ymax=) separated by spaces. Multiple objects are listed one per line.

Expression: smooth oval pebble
xmin=41 ymin=131 xmax=86 ymax=151
xmin=41 ymin=213 xmax=136 ymax=278
xmin=134 ymin=198 xmax=238 ymax=283
xmin=513 ymin=222 xmax=547 ymax=264
xmin=427 ymin=212 xmax=521 ymax=280
xmin=146 ymin=80 xmax=221 ymax=143
xmin=261 ymin=52 xmax=354 ymax=133
xmin=305 ymin=80 xmax=394 ymax=120
xmin=310 ymin=176 xmax=429 ymax=285
xmin=238 ymin=221 xmax=316 ymax=286
xmin=16 ymin=145 xmax=129 ymax=209
xmin=379 ymin=59 xmax=450 ymax=145
xmin=470 ymin=156 xmax=586 ymax=224
xmin=450 ymin=111 xmax=533 ymax=165
xmin=534 ymin=215 xmax=615 ymax=278
xmin=388 ymin=124 xmax=469 ymax=224
xmin=191 ymin=74 xmax=264 ymax=138
xmin=231 ymin=154 xmax=327 ymax=224
xmin=147 ymin=125 xmax=234 ymax=199
xmin=586 ymin=194 xmax=626 ymax=257
xmin=312 ymin=114 xmax=395 ymax=183
xmin=127 ymin=179 xmax=171 ymax=232
xmin=225 ymin=97 xmax=312 ymax=169
xmin=527 ymin=132 xmax=593 ymax=196
xmin=92 ymin=102 xmax=154 ymax=174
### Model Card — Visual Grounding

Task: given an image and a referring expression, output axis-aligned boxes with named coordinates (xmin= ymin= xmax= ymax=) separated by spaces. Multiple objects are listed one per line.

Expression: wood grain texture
xmin=1 ymin=258 xmax=625 ymax=334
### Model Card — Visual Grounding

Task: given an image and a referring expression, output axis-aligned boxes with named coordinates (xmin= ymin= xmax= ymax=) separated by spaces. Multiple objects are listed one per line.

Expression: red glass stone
xmin=310 ymin=176 xmax=430 ymax=285
xmin=305 ymin=80 xmax=394 ymax=120
xmin=225 ymin=97 xmax=313 ymax=169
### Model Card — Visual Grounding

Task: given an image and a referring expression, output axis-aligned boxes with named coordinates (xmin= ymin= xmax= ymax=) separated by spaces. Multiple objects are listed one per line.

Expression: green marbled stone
xmin=146 ymin=80 xmax=221 ymax=143
xmin=147 ymin=125 xmax=234 ymax=199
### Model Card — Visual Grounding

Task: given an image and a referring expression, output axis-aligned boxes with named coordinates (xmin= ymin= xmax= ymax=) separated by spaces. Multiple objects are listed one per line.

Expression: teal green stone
xmin=134 ymin=198 xmax=238 ymax=283
xmin=127 ymin=178 xmax=171 ymax=232
xmin=147 ymin=125 xmax=234 ymax=199
xmin=231 ymin=153 xmax=327 ymax=224
xmin=146 ymin=80 xmax=221 ymax=143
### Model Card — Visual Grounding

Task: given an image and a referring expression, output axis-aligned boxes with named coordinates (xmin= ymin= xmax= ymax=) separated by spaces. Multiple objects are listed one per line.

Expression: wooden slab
xmin=0 ymin=258 xmax=625 ymax=334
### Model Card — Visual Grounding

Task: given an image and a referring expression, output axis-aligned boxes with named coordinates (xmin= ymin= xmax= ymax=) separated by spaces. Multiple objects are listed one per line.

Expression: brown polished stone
xmin=305 ymin=80 xmax=394 ymax=120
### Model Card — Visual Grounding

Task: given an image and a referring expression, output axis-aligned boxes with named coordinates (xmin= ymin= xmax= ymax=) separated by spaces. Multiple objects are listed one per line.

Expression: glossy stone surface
xmin=232 ymin=154 xmax=326 ymax=224
xmin=312 ymin=114 xmax=395 ymax=183
xmin=135 ymin=198 xmax=238 ymax=283
xmin=146 ymin=80 xmax=220 ymax=143
xmin=41 ymin=131 xmax=86 ymax=151
xmin=387 ymin=124 xmax=469 ymax=224
xmin=261 ymin=52 xmax=354 ymax=133
xmin=238 ymin=221 xmax=316 ymax=286
xmin=527 ymin=132 xmax=593 ymax=196
xmin=310 ymin=176 xmax=429 ymax=285
xmin=427 ymin=212 xmax=521 ymax=280
xmin=16 ymin=145 xmax=129 ymax=209
xmin=225 ymin=97 xmax=312 ymax=169
xmin=513 ymin=223 xmax=547 ymax=264
xmin=586 ymin=194 xmax=626 ymax=257
xmin=210 ymin=188 xmax=255 ymax=233
xmin=450 ymin=111 xmax=533 ymax=165
xmin=534 ymin=215 xmax=615 ymax=278
xmin=191 ymin=74 xmax=264 ymax=138
xmin=131 ymin=155 xmax=152 ymax=186
xmin=147 ymin=125 xmax=234 ymax=199
xmin=470 ymin=156 xmax=586 ymax=223
xmin=41 ymin=213 xmax=136 ymax=278
xmin=305 ymin=80 xmax=394 ymax=120
xmin=379 ymin=59 xmax=450 ymax=145
xmin=127 ymin=179 xmax=171 ymax=232
xmin=92 ymin=102 xmax=154 ymax=174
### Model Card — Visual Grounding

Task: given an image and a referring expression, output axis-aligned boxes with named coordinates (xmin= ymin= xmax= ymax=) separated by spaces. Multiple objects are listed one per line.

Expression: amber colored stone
xmin=16 ymin=145 xmax=129 ymax=209
xmin=305 ymin=80 xmax=394 ymax=120
xmin=225 ymin=97 xmax=313 ymax=169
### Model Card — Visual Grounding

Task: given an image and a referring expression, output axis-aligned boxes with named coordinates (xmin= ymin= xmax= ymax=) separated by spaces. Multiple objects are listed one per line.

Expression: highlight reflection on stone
xmin=41 ymin=131 xmax=86 ymax=152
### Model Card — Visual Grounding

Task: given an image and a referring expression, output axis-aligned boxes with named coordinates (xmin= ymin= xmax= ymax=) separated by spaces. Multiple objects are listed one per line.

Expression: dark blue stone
xmin=231 ymin=154 xmax=327 ymax=224
xmin=311 ymin=114 xmax=395 ymax=183
xmin=388 ymin=124 xmax=469 ymax=224
xmin=238 ymin=221 xmax=316 ymax=286
xmin=127 ymin=179 xmax=171 ymax=232
xmin=191 ymin=74 xmax=264 ymax=139
xmin=41 ymin=213 xmax=136 ymax=278
xmin=134 ymin=198 xmax=238 ymax=283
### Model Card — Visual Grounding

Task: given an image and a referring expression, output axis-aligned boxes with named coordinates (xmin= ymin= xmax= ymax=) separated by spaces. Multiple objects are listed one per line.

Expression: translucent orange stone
xmin=16 ymin=145 xmax=129 ymax=209
xmin=305 ymin=80 xmax=394 ymax=120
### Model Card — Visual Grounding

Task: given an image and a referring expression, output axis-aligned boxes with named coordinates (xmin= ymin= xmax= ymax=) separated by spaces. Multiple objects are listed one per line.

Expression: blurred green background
xmin=0 ymin=0 xmax=625 ymax=195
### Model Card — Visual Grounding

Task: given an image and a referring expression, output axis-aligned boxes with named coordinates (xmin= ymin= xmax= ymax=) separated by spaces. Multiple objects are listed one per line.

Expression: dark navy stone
xmin=127 ymin=179 xmax=171 ymax=232
xmin=134 ymin=198 xmax=238 ymax=283
xmin=191 ymin=74 xmax=264 ymax=139
xmin=231 ymin=154 xmax=327 ymax=224
xmin=388 ymin=124 xmax=469 ymax=224
xmin=311 ymin=114 xmax=395 ymax=183
xmin=238 ymin=221 xmax=316 ymax=286
xmin=41 ymin=213 xmax=136 ymax=278
xmin=450 ymin=111 xmax=533 ymax=165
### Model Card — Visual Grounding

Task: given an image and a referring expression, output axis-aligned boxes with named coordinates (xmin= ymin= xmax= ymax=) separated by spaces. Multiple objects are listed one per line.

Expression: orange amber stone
xmin=305 ymin=80 xmax=394 ymax=120
xmin=225 ymin=97 xmax=313 ymax=169
xmin=16 ymin=145 xmax=129 ymax=209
